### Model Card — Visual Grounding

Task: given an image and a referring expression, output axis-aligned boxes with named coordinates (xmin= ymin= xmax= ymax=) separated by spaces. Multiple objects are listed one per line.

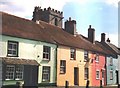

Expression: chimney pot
xmin=107 ymin=38 xmax=110 ymax=42
xmin=69 ymin=17 xmax=71 ymax=21
xmin=89 ymin=25 xmax=91 ymax=28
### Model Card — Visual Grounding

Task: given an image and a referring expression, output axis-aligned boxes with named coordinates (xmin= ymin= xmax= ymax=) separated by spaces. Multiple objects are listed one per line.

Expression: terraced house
xmin=1 ymin=12 xmax=57 ymax=87
xmin=1 ymin=6 xmax=120 ymax=88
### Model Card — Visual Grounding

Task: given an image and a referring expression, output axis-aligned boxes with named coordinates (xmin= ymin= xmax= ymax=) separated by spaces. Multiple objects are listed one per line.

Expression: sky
xmin=0 ymin=0 xmax=119 ymax=46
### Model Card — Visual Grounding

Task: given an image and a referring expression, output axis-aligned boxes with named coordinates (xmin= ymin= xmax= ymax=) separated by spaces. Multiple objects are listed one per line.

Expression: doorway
xmin=74 ymin=67 xmax=79 ymax=85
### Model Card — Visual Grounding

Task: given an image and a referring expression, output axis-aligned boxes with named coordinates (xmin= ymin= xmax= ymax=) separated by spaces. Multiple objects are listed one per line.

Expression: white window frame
xmin=84 ymin=51 xmax=89 ymax=61
xmin=110 ymin=57 xmax=113 ymax=66
xmin=15 ymin=65 xmax=24 ymax=80
xmin=110 ymin=70 xmax=113 ymax=80
xmin=7 ymin=41 xmax=18 ymax=57
xmin=42 ymin=66 xmax=50 ymax=82
xmin=96 ymin=70 xmax=100 ymax=79
xmin=43 ymin=46 xmax=50 ymax=60
xmin=84 ymin=68 xmax=89 ymax=80
xmin=6 ymin=65 xmax=15 ymax=80
xmin=60 ymin=60 xmax=66 ymax=74
xmin=70 ymin=48 xmax=76 ymax=60
xmin=95 ymin=54 xmax=99 ymax=63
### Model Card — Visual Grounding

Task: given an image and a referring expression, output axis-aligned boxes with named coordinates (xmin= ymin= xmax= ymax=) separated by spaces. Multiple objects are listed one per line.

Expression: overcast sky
xmin=0 ymin=0 xmax=119 ymax=46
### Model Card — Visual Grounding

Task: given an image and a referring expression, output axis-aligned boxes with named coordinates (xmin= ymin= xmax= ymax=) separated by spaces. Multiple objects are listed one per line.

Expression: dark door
xmin=74 ymin=67 xmax=79 ymax=85
xmin=116 ymin=70 xmax=119 ymax=84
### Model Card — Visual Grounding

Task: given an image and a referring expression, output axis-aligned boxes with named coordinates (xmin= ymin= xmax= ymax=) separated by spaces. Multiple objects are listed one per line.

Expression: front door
xmin=116 ymin=70 xmax=119 ymax=84
xmin=74 ymin=67 xmax=79 ymax=85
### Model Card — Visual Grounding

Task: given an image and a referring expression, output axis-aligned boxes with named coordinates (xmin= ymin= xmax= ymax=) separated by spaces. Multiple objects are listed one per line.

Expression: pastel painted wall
xmin=106 ymin=56 xmax=118 ymax=85
xmin=57 ymin=46 xmax=91 ymax=86
xmin=1 ymin=35 xmax=57 ymax=84
xmin=118 ymin=55 xmax=120 ymax=84
xmin=90 ymin=53 xmax=106 ymax=86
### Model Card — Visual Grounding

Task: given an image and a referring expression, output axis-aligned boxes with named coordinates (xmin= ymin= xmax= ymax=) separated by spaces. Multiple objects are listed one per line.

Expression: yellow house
xmin=57 ymin=46 xmax=93 ymax=86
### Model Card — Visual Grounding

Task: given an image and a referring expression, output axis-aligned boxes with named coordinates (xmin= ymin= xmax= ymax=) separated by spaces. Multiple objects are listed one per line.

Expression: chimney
xmin=101 ymin=33 xmax=106 ymax=42
xmin=88 ymin=25 xmax=95 ymax=43
xmin=64 ymin=17 xmax=76 ymax=35
xmin=107 ymin=38 xmax=110 ymax=42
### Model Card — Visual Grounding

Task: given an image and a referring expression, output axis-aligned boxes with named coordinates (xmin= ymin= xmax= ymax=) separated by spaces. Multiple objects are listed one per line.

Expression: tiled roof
xmin=105 ymin=42 xmax=120 ymax=55
xmin=0 ymin=57 xmax=39 ymax=66
xmin=95 ymin=41 xmax=117 ymax=56
xmin=1 ymin=11 xmax=109 ymax=54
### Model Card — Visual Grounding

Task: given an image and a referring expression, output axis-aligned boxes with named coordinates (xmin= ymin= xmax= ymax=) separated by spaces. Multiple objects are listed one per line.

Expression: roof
xmin=1 ymin=57 xmax=39 ymax=66
xmin=106 ymin=42 xmax=120 ymax=55
xmin=1 ymin=11 xmax=108 ymax=54
xmin=95 ymin=41 xmax=117 ymax=57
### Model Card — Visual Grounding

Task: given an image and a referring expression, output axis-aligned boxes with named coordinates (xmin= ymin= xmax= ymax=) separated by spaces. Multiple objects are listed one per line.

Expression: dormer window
xmin=7 ymin=41 xmax=18 ymax=57
xmin=55 ymin=18 xmax=58 ymax=26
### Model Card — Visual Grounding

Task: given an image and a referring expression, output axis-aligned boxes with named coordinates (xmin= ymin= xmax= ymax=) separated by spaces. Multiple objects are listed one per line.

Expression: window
xmin=84 ymin=51 xmax=89 ymax=61
xmin=70 ymin=48 xmax=76 ymax=60
xmin=7 ymin=41 xmax=18 ymax=57
xmin=96 ymin=70 xmax=100 ymax=79
xmin=102 ymin=70 xmax=104 ymax=78
xmin=60 ymin=60 xmax=66 ymax=74
xmin=110 ymin=57 xmax=113 ymax=66
xmin=5 ymin=65 xmax=23 ymax=80
xmin=43 ymin=46 xmax=50 ymax=60
xmin=6 ymin=65 xmax=15 ymax=80
xmin=110 ymin=70 xmax=113 ymax=80
xmin=16 ymin=65 xmax=24 ymax=80
xmin=55 ymin=18 xmax=58 ymax=26
xmin=95 ymin=54 xmax=99 ymax=63
xmin=42 ymin=66 xmax=50 ymax=82
xmin=84 ymin=68 xmax=89 ymax=80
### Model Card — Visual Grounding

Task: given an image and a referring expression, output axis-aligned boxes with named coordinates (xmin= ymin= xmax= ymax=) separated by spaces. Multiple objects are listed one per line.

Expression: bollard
xmin=65 ymin=81 xmax=69 ymax=88
xmin=86 ymin=80 xmax=89 ymax=88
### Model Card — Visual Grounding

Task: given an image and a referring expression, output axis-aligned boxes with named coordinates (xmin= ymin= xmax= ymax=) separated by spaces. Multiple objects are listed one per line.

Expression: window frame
xmin=110 ymin=70 xmax=113 ymax=80
xmin=60 ymin=60 xmax=66 ymax=74
xmin=84 ymin=51 xmax=89 ymax=61
xmin=70 ymin=48 xmax=76 ymax=60
xmin=6 ymin=65 xmax=15 ymax=80
xmin=7 ymin=41 xmax=19 ymax=57
xmin=42 ymin=66 xmax=50 ymax=82
xmin=96 ymin=70 xmax=100 ymax=79
xmin=15 ymin=65 xmax=24 ymax=80
xmin=43 ymin=46 xmax=51 ymax=60
xmin=84 ymin=68 xmax=89 ymax=80
xmin=95 ymin=54 xmax=99 ymax=63
xmin=110 ymin=57 xmax=113 ymax=66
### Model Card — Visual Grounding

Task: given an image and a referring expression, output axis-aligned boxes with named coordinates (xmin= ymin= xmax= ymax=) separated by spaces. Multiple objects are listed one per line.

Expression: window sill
xmin=7 ymin=55 xmax=19 ymax=57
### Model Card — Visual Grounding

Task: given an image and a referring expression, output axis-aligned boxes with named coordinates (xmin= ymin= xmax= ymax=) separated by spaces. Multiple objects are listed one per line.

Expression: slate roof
xmin=1 ymin=11 xmax=112 ymax=55
xmin=1 ymin=57 xmax=39 ymax=66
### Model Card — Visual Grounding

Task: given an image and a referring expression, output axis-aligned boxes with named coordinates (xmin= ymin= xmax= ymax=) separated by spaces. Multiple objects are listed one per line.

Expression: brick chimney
xmin=88 ymin=25 xmax=95 ymax=43
xmin=64 ymin=17 xmax=76 ymax=35
xmin=101 ymin=33 xmax=106 ymax=42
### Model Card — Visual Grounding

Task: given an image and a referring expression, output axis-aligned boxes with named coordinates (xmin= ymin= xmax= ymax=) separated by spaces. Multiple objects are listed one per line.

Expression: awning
xmin=0 ymin=57 xmax=39 ymax=66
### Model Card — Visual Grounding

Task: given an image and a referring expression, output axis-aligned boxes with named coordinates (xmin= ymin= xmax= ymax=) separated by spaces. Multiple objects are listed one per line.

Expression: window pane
xmin=42 ymin=66 xmax=50 ymax=82
xmin=16 ymin=65 xmax=23 ymax=80
xmin=6 ymin=65 xmax=15 ymax=80
xmin=60 ymin=60 xmax=66 ymax=74
xmin=43 ymin=46 xmax=50 ymax=60
xmin=8 ymin=41 xmax=18 ymax=56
